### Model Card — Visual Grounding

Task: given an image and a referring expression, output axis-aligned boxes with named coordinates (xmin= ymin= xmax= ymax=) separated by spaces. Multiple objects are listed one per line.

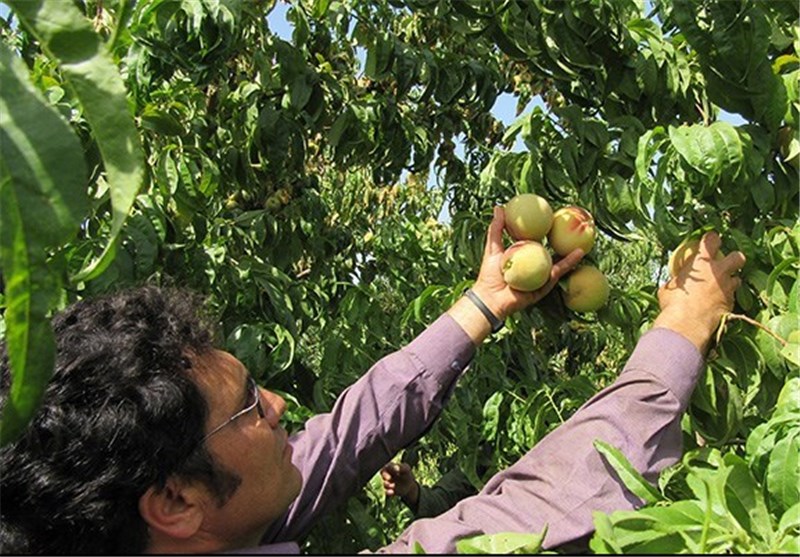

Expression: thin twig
xmin=721 ymin=312 xmax=789 ymax=346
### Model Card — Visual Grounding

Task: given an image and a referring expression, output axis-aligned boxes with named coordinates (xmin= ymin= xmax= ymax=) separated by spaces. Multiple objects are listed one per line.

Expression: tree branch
xmin=719 ymin=312 xmax=789 ymax=346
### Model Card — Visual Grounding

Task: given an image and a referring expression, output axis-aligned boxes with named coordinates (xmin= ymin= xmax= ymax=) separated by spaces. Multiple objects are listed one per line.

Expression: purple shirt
xmin=251 ymin=314 xmax=703 ymax=554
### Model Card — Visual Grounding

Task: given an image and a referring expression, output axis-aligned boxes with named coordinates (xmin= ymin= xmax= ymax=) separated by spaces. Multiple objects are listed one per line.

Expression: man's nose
xmin=260 ymin=388 xmax=286 ymax=428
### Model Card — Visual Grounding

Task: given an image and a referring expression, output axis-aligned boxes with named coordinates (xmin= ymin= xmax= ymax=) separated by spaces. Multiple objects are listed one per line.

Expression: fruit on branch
xmin=502 ymin=241 xmax=553 ymax=292
xmin=504 ymin=193 xmax=554 ymax=241
xmin=668 ymin=237 xmax=724 ymax=278
xmin=563 ymin=265 xmax=609 ymax=312
xmin=548 ymin=206 xmax=596 ymax=256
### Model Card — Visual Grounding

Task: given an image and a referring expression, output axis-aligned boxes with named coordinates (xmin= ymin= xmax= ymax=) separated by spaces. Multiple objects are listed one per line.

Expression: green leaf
xmin=481 ymin=391 xmax=504 ymax=442
xmin=638 ymin=500 xmax=706 ymax=528
xmin=0 ymin=184 xmax=58 ymax=446
xmin=328 ymin=109 xmax=350 ymax=148
xmin=667 ymin=122 xmax=743 ymax=183
xmin=778 ymin=534 xmax=800 ymax=554
xmin=312 ymin=0 xmax=331 ymax=18
xmin=767 ymin=432 xmax=800 ymax=514
xmin=288 ymin=73 xmax=314 ymax=111
xmin=140 ymin=104 xmax=183 ymax=136
xmin=590 ymin=511 xmax=624 ymax=554
xmin=673 ymin=0 xmax=787 ymax=131
xmin=777 ymin=378 xmax=800 ymax=414
xmin=365 ymin=33 xmax=394 ymax=80
xmin=8 ymin=0 xmax=144 ymax=283
xmin=778 ymin=502 xmax=800 ymax=536
xmin=722 ymin=453 xmax=775 ymax=545
xmin=757 ymin=315 xmax=797 ymax=374
xmin=593 ymin=439 xmax=664 ymax=505
xmin=590 ymin=502 xmax=709 ymax=554
xmin=0 ymin=42 xmax=89 ymax=444
xmin=455 ymin=527 xmax=547 ymax=554
xmin=781 ymin=340 xmax=800 ymax=368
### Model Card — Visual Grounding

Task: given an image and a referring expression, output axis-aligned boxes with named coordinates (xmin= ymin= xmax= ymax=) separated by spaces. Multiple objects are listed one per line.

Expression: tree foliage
xmin=0 ymin=0 xmax=797 ymax=553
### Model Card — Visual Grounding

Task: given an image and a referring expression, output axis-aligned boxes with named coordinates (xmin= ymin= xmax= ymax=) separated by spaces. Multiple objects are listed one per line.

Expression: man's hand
xmin=381 ymin=462 xmax=420 ymax=508
xmin=471 ymin=206 xmax=584 ymax=321
xmin=653 ymin=231 xmax=746 ymax=354
xmin=447 ymin=206 xmax=584 ymax=344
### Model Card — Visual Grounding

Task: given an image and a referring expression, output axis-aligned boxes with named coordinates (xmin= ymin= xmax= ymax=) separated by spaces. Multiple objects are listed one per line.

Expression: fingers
xmin=380 ymin=463 xmax=399 ymax=481
xmin=381 ymin=464 xmax=398 ymax=495
xmin=527 ymin=248 xmax=585 ymax=304
xmin=551 ymin=248 xmax=585 ymax=280
xmin=695 ymin=232 xmax=746 ymax=278
xmin=542 ymin=248 xmax=585 ymax=291
xmin=382 ymin=462 xmax=415 ymax=498
xmin=380 ymin=462 xmax=410 ymax=481
xmin=698 ymin=231 xmax=722 ymax=259
xmin=720 ymin=250 xmax=747 ymax=276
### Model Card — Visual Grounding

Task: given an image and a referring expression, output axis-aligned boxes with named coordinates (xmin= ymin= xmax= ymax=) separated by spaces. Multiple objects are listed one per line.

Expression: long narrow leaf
xmin=0 ymin=43 xmax=88 ymax=444
xmin=594 ymin=439 xmax=664 ymax=505
xmin=767 ymin=432 xmax=800 ymax=515
xmin=455 ymin=527 xmax=547 ymax=554
xmin=7 ymin=0 xmax=144 ymax=282
xmin=0 ymin=183 xmax=56 ymax=445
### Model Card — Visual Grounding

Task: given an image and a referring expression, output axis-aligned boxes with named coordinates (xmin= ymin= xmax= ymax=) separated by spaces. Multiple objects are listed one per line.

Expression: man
xmin=0 ymin=207 xmax=744 ymax=554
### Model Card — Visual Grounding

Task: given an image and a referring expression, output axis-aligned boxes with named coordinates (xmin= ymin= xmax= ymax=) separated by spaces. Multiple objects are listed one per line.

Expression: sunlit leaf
xmin=0 ymin=42 xmax=87 ymax=444
xmin=7 ymin=0 xmax=144 ymax=283
xmin=594 ymin=440 xmax=664 ymax=505
xmin=455 ymin=527 xmax=547 ymax=554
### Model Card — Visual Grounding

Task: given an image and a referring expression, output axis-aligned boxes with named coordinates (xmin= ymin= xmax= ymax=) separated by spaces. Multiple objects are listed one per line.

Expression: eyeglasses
xmin=203 ymin=376 xmax=266 ymax=442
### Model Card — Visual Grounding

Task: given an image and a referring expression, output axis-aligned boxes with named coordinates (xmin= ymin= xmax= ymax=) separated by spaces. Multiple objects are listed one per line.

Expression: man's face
xmin=192 ymin=349 xmax=302 ymax=547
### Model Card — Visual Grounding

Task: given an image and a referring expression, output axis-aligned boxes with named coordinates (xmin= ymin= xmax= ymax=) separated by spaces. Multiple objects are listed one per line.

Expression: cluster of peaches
xmin=500 ymin=193 xmax=610 ymax=313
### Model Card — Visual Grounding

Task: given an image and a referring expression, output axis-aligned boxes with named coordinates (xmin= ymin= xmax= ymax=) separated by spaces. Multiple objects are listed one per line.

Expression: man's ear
xmin=139 ymin=477 xmax=206 ymax=540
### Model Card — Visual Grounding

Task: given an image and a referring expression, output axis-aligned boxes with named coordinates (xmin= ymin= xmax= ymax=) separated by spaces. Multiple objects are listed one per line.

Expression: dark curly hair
xmin=0 ymin=286 xmax=240 ymax=554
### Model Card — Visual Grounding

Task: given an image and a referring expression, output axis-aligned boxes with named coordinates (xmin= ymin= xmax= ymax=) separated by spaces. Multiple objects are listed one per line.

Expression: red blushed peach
xmin=548 ymin=206 xmax=596 ymax=256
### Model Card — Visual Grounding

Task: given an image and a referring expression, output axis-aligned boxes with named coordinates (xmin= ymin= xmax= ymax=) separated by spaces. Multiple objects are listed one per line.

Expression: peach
xmin=548 ymin=206 xmax=596 ymax=256
xmin=563 ymin=265 xmax=609 ymax=312
xmin=668 ymin=237 xmax=724 ymax=278
xmin=502 ymin=241 xmax=553 ymax=292
xmin=504 ymin=193 xmax=554 ymax=241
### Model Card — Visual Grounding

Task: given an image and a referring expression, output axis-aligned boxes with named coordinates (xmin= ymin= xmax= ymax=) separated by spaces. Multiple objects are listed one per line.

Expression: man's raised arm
xmin=376 ymin=232 xmax=746 ymax=554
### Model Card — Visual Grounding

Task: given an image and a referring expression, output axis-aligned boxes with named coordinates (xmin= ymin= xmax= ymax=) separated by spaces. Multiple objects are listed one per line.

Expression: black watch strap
xmin=464 ymin=289 xmax=504 ymax=334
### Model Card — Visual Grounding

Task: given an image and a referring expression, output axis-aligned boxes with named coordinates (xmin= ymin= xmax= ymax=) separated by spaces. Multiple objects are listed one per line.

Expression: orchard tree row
xmin=0 ymin=0 xmax=798 ymax=553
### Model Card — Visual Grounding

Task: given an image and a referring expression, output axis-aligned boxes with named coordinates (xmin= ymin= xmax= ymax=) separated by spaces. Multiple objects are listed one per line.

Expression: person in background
xmin=0 ymin=206 xmax=744 ymax=554
xmin=381 ymin=460 xmax=478 ymax=519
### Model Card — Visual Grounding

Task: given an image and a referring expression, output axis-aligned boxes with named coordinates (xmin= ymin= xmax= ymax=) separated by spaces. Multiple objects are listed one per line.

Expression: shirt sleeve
xmin=260 ymin=313 xmax=476 ymax=544
xmin=374 ymin=327 xmax=705 ymax=554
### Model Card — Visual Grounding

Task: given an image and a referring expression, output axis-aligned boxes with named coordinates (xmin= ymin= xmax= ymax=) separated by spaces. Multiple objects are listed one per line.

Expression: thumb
xmin=482 ymin=206 xmax=505 ymax=261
